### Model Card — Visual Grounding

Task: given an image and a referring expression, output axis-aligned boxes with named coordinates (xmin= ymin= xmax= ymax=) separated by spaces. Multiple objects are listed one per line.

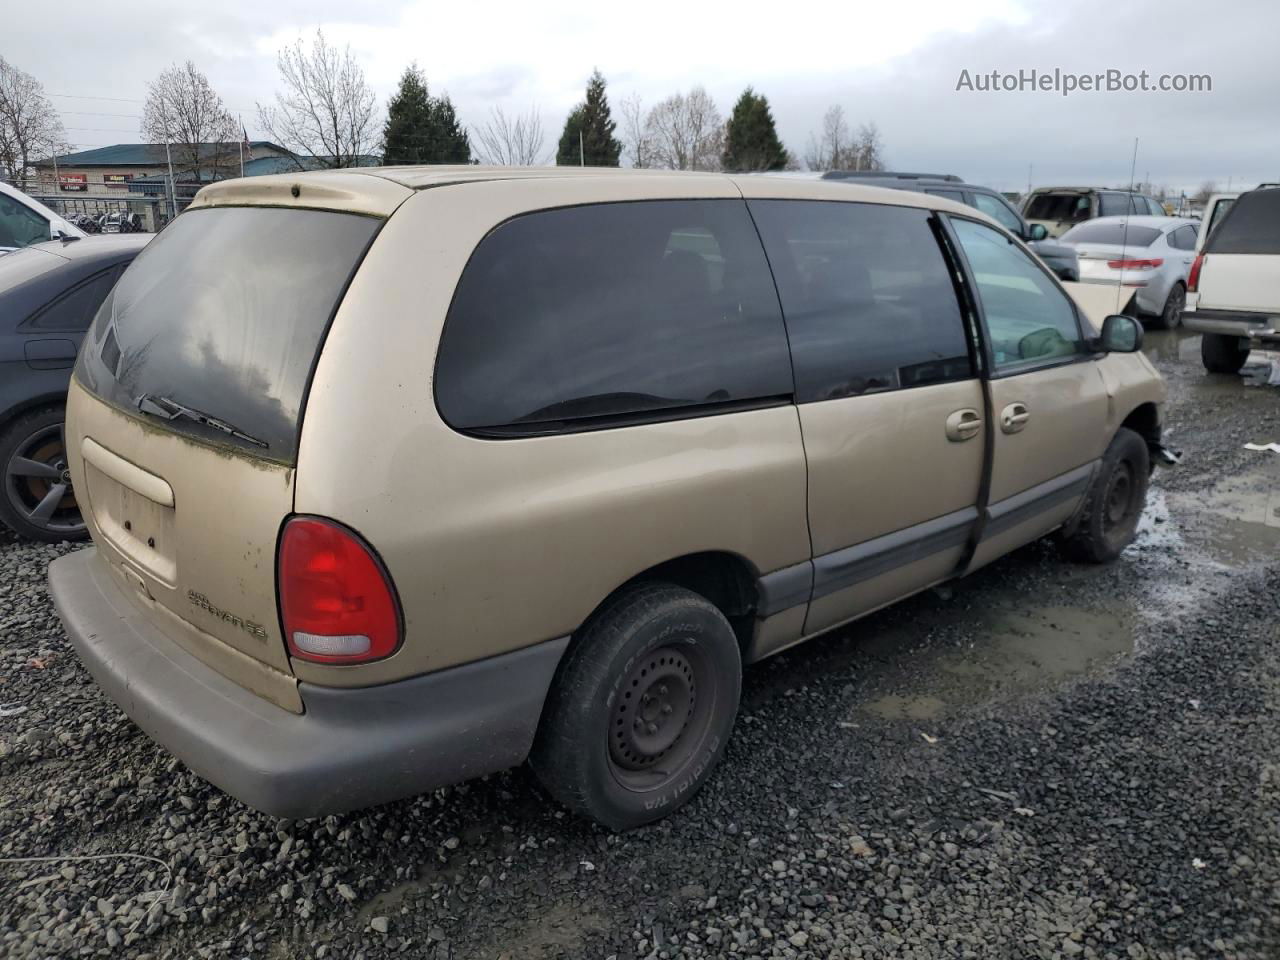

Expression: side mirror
xmin=1026 ymin=223 xmax=1049 ymax=242
xmin=1098 ymin=314 xmax=1143 ymax=353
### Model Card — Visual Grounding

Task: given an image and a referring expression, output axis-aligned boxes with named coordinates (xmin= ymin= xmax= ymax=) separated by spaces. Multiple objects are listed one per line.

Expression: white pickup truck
xmin=1183 ymin=185 xmax=1280 ymax=373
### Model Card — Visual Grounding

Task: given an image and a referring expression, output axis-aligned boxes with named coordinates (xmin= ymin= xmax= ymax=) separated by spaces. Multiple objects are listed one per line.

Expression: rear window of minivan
xmin=76 ymin=207 xmax=379 ymax=463
xmin=1025 ymin=193 xmax=1090 ymax=223
xmin=434 ymin=200 xmax=793 ymax=434
xmin=1205 ymin=189 xmax=1280 ymax=255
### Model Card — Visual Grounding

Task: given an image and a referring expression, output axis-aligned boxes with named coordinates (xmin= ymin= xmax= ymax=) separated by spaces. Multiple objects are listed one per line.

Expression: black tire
xmin=0 ymin=405 xmax=88 ymax=544
xmin=529 ymin=582 xmax=742 ymax=831
xmin=1149 ymin=282 xmax=1185 ymax=330
xmin=1059 ymin=427 xmax=1149 ymax=564
xmin=1201 ymin=332 xmax=1249 ymax=374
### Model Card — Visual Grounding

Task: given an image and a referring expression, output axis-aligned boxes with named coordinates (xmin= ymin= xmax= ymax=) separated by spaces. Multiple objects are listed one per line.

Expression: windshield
xmin=76 ymin=206 xmax=380 ymax=463
xmin=1060 ymin=223 xmax=1162 ymax=247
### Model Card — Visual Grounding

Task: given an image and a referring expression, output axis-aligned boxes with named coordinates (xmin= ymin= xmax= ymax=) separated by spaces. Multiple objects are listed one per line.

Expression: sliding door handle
xmin=945 ymin=408 xmax=983 ymax=442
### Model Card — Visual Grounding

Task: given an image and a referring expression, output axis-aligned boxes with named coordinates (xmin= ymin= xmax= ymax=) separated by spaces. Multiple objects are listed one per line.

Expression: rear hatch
xmin=1024 ymin=191 xmax=1093 ymax=238
xmin=68 ymin=194 xmax=388 ymax=711
xmin=1196 ymin=188 xmax=1280 ymax=314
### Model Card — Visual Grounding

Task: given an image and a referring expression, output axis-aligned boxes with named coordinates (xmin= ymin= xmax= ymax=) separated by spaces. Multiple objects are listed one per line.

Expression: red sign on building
xmin=59 ymin=173 xmax=87 ymax=191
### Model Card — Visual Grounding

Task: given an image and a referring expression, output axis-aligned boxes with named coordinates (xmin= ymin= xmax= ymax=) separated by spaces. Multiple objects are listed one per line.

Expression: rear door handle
xmin=1001 ymin=402 xmax=1030 ymax=434
xmin=945 ymin=408 xmax=983 ymax=442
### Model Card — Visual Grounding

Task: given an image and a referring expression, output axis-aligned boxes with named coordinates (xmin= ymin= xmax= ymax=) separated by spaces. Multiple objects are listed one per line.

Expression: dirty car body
xmin=49 ymin=167 xmax=1169 ymax=828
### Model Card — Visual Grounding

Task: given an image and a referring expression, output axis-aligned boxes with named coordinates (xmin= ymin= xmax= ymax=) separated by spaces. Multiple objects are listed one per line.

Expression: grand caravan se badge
xmin=187 ymin=590 xmax=268 ymax=641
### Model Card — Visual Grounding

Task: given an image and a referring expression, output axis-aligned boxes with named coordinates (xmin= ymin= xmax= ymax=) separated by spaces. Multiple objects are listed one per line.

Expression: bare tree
xmin=472 ymin=106 xmax=546 ymax=165
xmin=644 ymin=87 xmax=723 ymax=171
xmin=619 ymin=93 xmax=652 ymax=169
xmin=1194 ymin=180 xmax=1217 ymax=203
xmin=803 ymin=107 xmax=885 ymax=173
xmin=257 ymin=30 xmax=378 ymax=170
xmin=0 ymin=56 xmax=66 ymax=180
xmin=142 ymin=61 xmax=239 ymax=182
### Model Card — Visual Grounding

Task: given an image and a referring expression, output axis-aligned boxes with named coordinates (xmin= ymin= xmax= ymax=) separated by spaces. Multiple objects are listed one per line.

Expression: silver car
xmin=1059 ymin=216 xmax=1199 ymax=329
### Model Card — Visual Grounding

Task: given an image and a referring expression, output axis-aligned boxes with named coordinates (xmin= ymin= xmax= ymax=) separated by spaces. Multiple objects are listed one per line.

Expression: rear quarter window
xmin=434 ymin=200 xmax=793 ymax=434
xmin=1205 ymin=190 xmax=1280 ymax=254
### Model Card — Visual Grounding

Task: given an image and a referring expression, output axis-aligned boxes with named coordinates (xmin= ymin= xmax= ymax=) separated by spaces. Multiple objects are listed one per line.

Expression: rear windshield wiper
xmin=135 ymin=393 xmax=269 ymax=449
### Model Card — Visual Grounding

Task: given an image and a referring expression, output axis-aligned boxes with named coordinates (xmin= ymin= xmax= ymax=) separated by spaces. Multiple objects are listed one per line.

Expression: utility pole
xmin=579 ymin=130 xmax=585 ymax=167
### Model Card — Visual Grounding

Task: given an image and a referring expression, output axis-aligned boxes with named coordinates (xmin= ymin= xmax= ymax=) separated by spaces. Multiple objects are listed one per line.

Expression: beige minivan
xmin=50 ymin=167 xmax=1168 ymax=830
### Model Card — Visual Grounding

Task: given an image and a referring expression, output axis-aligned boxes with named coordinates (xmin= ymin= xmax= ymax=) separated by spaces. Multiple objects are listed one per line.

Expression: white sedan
xmin=1059 ymin=215 xmax=1200 ymax=329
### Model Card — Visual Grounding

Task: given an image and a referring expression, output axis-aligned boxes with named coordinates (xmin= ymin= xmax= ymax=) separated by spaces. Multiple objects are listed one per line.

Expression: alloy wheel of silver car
xmin=1161 ymin=284 xmax=1186 ymax=329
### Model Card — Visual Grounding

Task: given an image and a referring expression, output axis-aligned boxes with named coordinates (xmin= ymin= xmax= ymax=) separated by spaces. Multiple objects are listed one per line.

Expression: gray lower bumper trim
xmin=50 ymin=547 xmax=568 ymax=819
xmin=1182 ymin=312 xmax=1277 ymax=340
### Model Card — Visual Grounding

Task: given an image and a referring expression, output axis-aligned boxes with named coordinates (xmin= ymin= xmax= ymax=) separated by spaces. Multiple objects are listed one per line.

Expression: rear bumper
xmin=1182 ymin=310 xmax=1279 ymax=341
xmin=50 ymin=547 xmax=568 ymax=818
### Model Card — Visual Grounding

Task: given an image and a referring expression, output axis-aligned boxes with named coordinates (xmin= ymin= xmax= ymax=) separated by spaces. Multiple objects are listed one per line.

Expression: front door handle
xmin=1001 ymin=402 xmax=1030 ymax=434
xmin=945 ymin=408 xmax=983 ymax=442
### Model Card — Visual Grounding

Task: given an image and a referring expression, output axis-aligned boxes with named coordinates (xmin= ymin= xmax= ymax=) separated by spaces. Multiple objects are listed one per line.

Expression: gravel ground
xmin=3 ymin=330 xmax=1280 ymax=960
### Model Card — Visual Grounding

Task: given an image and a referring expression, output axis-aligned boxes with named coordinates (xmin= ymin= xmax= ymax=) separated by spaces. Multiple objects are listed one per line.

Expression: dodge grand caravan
xmin=50 ymin=168 xmax=1168 ymax=830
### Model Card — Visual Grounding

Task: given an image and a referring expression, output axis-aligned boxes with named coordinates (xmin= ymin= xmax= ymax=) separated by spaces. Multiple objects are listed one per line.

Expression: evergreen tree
xmin=556 ymin=69 xmax=622 ymax=166
xmin=721 ymin=87 xmax=788 ymax=172
xmin=382 ymin=64 xmax=470 ymax=165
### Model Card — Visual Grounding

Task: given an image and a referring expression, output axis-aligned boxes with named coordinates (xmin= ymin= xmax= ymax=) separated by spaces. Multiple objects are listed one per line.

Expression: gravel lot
xmin=3 ymin=329 xmax=1280 ymax=960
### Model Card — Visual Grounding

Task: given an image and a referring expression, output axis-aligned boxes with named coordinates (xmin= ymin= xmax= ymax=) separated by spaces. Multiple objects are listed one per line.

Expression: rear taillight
xmin=1106 ymin=258 xmax=1163 ymax=269
xmin=278 ymin=517 xmax=402 ymax=664
xmin=1188 ymin=254 xmax=1205 ymax=292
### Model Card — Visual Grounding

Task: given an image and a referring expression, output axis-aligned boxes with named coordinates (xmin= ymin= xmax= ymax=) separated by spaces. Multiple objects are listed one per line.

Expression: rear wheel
xmin=1150 ymin=282 xmax=1185 ymax=330
xmin=1059 ymin=427 xmax=1149 ymax=564
xmin=1201 ymin=333 xmax=1249 ymax=374
xmin=530 ymin=582 xmax=741 ymax=831
xmin=0 ymin=406 xmax=87 ymax=544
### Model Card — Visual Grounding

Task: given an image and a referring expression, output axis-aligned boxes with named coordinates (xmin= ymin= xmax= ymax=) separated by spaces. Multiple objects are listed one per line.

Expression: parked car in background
xmin=1183 ymin=185 xmax=1280 ymax=372
xmin=0 ymin=181 xmax=86 ymax=254
xmin=1022 ymin=187 xmax=1165 ymax=238
xmin=0 ymin=234 xmax=150 ymax=541
xmin=1059 ymin=216 xmax=1199 ymax=329
xmin=50 ymin=167 xmax=1166 ymax=831
xmin=823 ymin=171 xmax=1080 ymax=280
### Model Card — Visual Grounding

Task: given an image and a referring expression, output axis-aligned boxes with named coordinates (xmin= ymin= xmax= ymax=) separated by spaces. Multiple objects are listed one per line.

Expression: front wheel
xmin=1059 ymin=427 xmax=1149 ymax=564
xmin=1201 ymin=332 xmax=1250 ymax=374
xmin=529 ymin=582 xmax=742 ymax=831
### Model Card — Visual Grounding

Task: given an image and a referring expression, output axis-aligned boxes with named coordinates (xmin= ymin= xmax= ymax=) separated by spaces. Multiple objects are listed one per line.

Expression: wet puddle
xmin=1162 ymin=464 xmax=1280 ymax=566
xmin=860 ymin=602 xmax=1134 ymax=720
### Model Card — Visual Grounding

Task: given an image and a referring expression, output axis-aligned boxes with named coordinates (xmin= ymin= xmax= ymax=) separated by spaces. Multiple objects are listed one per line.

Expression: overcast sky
xmin=7 ymin=0 xmax=1277 ymax=194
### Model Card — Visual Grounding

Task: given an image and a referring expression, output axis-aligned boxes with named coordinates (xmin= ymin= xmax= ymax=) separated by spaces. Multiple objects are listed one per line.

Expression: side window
xmin=435 ymin=200 xmax=793 ymax=432
xmin=0 ymin=192 xmax=51 ymax=249
xmin=1169 ymin=226 xmax=1196 ymax=251
xmin=1146 ymin=197 xmax=1165 ymax=216
xmin=749 ymin=199 xmax=973 ymax=402
xmin=1099 ymin=193 xmax=1129 ymax=217
xmin=951 ymin=218 xmax=1084 ymax=372
xmin=26 ymin=267 xmax=123 ymax=331
xmin=971 ymin=192 xmax=1023 ymax=234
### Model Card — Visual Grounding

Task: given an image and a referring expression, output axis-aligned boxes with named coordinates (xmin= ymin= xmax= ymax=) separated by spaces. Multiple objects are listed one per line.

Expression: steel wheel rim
xmin=1103 ymin=462 xmax=1135 ymax=531
xmin=3 ymin=423 xmax=84 ymax=536
xmin=608 ymin=643 xmax=715 ymax=793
